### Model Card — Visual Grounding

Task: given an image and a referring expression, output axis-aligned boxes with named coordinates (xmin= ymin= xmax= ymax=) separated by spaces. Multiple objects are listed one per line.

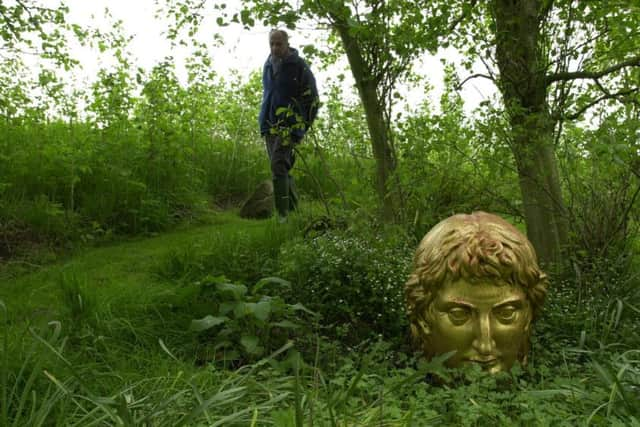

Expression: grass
xmin=0 ymin=211 xmax=297 ymax=425
xmin=1 ymin=210 xmax=639 ymax=426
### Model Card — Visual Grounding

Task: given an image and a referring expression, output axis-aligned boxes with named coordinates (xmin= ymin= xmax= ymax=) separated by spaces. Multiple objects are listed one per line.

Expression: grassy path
xmin=0 ymin=211 xmax=271 ymax=323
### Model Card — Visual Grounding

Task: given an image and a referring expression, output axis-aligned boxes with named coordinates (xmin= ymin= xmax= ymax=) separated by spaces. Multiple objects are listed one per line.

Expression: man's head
xmin=405 ymin=211 xmax=548 ymax=373
xmin=269 ymin=29 xmax=290 ymax=59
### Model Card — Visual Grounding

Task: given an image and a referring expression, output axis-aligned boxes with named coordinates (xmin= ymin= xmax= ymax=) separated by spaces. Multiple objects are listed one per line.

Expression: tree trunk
xmin=333 ymin=20 xmax=397 ymax=221
xmin=510 ymin=109 xmax=569 ymax=269
xmin=493 ymin=0 xmax=569 ymax=269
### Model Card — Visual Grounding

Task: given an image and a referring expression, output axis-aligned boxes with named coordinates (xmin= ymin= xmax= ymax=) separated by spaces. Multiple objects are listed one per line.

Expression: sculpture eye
xmin=494 ymin=305 xmax=518 ymax=323
xmin=447 ymin=307 xmax=471 ymax=325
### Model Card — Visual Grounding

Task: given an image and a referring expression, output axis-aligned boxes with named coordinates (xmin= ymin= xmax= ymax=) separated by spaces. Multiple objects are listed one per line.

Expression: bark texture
xmin=333 ymin=18 xmax=397 ymax=221
xmin=493 ymin=0 xmax=569 ymax=269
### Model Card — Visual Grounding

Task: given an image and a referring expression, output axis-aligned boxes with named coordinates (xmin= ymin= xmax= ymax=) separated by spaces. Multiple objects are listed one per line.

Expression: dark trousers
xmin=264 ymin=134 xmax=299 ymax=215
xmin=264 ymin=134 xmax=297 ymax=178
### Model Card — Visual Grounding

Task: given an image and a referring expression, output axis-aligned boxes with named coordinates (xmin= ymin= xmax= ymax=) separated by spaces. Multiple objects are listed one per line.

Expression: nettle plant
xmin=190 ymin=276 xmax=318 ymax=363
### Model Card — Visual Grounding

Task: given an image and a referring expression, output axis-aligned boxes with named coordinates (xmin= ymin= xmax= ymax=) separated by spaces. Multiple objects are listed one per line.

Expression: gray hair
xmin=269 ymin=29 xmax=289 ymax=41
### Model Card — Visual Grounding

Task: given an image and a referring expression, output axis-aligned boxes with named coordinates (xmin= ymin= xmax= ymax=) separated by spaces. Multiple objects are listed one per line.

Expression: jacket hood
xmin=268 ymin=47 xmax=300 ymax=65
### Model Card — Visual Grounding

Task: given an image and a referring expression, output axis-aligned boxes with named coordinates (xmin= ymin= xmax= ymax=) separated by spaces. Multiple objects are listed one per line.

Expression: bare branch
xmin=546 ymin=55 xmax=640 ymax=85
xmin=456 ymin=73 xmax=495 ymax=90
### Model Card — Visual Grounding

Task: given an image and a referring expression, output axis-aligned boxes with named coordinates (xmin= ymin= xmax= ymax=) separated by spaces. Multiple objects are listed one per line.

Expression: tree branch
xmin=545 ymin=55 xmax=640 ymax=86
xmin=552 ymin=87 xmax=640 ymax=121
xmin=455 ymin=73 xmax=495 ymax=90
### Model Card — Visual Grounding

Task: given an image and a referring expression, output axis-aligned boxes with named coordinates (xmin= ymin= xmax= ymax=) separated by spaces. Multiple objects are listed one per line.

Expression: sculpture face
xmin=419 ymin=279 xmax=532 ymax=374
xmin=405 ymin=211 xmax=548 ymax=375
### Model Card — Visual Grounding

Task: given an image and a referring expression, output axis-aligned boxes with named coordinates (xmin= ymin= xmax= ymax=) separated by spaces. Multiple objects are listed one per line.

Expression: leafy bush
xmin=190 ymin=276 xmax=318 ymax=365
xmin=0 ymin=195 xmax=81 ymax=259
xmin=396 ymin=93 xmax=521 ymax=238
xmin=0 ymin=67 xmax=271 ymax=253
xmin=277 ymin=228 xmax=413 ymax=343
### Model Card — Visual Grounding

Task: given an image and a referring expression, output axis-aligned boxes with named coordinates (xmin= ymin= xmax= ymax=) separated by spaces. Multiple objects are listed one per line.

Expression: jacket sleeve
xmin=258 ymin=62 xmax=270 ymax=136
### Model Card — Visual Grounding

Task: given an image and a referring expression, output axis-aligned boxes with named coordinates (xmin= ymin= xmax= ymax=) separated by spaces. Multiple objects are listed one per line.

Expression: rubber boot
xmin=288 ymin=174 xmax=298 ymax=212
xmin=273 ymin=176 xmax=290 ymax=223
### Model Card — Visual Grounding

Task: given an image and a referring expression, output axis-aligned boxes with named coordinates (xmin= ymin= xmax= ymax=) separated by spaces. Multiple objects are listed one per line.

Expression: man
xmin=259 ymin=29 xmax=319 ymax=222
xmin=405 ymin=211 xmax=549 ymax=374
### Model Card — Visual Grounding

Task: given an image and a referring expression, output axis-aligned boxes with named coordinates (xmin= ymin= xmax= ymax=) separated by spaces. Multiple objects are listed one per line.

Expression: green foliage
xmin=1 ymin=308 xmax=295 ymax=426
xmin=0 ymin=195 xmax=79 ymax=245
xmin=278 ymin=227 xmax=413 ymax=343
xmin=0 ymin=1 xmax=80 ymax=69
xmin=2 ymin=1 xmax=640 ymax=423
xmin=156 ymin=220 xmax=298 ymax=285
xmin=57 ymin=271 xmax=98 ymax=335
xmin=397 ymin=86 xmax=520 ymax=238
xmin=0 ymin=58 xmax=271 ymax=255
xmin=561 ymin=112 xmax=640 ymax=277
xmin=2 ymin=212 xmax=640 ymax=425
xmin=190 ymin=275 xmax=318 ymax=363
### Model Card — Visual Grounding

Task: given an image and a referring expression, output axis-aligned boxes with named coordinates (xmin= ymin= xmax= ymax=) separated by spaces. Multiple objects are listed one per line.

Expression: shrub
xmin=566 ymin=173 xmax=638 ymax=281
xmin=190 ymin=275 xmax=318 ymax=365
xmin=277 ymin=228 xmax=413 ymax=343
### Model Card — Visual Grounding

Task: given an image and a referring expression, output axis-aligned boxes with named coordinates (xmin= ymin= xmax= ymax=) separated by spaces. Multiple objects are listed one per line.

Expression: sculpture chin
xmin=465 ymin=357 xmax=515 ymax=375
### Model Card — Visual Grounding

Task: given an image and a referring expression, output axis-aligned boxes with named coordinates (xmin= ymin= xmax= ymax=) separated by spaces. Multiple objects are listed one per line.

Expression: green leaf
xmin=525 ymin=389 xmax=575 ymax=398
xmin=271 ymin=320 xmax=300 ymax=329
xmin=247 ymin=300 xmax=271 ymax=322
xmin=219 ymin=302 xmax=235 ymax=316
xmin=240 ymin=335 xmax=261 ymax=355
xmin=233 ymin=302 xmax=248 ymax=318
xmin=216 ymin=282 xmax=247 ymax=300
xmin=190 ymin=315 xmax=228 ymax=332
xmin=240 ymin=10 xmax=255 ymax=27
xmin=253 ymin=276 xmax=291 ymax=294
xmin=276 ymin=106 xmax=291 ymax=116
xmin=290 ymin=303 xmax=317 ymax=316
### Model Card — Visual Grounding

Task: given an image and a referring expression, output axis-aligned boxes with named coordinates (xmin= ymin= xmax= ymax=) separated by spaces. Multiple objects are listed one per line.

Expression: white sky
xmin=67 ymin=0 xmax=267 ymax=79
xmin=57 ymin=0 xmax=495 ymax=114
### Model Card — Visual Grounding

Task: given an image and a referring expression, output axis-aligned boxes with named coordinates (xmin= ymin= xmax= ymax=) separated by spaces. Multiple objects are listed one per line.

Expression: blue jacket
xmin=259 ymin=48 xmax=319 ymax=140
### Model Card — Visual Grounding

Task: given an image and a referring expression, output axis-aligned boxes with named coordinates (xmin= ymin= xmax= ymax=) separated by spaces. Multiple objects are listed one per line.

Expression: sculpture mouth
xmin=467 ymin=358 xmax=498 ymax=367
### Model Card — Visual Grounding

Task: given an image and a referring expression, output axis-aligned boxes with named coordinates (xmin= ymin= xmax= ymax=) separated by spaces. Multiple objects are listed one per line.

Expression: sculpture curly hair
xmin=405 ymin=211 xmax=548 ymax=349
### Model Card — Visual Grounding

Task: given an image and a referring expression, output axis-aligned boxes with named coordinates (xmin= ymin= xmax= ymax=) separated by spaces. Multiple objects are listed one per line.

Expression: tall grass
xmin=0 ymin=306 xmax=69 ymax=427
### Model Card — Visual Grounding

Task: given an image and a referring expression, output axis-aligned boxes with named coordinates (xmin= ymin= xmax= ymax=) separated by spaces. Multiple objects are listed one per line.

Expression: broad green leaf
xmin=290 ymin=303 xmax=317 ymax=316
xmin=219 ymin=302 xmax=235 ymax=316
xmin=271 ymin=320 xmax=300 ymax=329
xmin=253 ymin=276 xmax=291 ymax=294
xmin=216 ymin=282 xmax=247 ymax=300
xmin=247 ymin=300 xmax=271 ymax=322
xmin=240 ymin=335 xmax=261 ymax=355
xmin=190 ymin=315 xmax=228 ymax=332
xmin=233 ymin=302 xmax=248 ymax=318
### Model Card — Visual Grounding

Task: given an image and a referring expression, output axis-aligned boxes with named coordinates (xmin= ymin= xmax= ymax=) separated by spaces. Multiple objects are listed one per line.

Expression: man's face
xmin=419 ymin=279 xmax=532 ymax=374
xmin=269 ymin=32 xmax=289 ymax=59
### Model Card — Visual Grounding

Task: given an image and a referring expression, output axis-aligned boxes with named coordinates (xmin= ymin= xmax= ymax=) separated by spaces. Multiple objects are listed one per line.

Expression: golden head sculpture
xmin=405 ymin=212 xmax=548 ymax=374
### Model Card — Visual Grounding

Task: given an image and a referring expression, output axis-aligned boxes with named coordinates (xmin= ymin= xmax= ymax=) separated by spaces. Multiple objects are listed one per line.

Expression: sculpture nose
xmin=472 ymin=315 xmax=497 ymax=355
